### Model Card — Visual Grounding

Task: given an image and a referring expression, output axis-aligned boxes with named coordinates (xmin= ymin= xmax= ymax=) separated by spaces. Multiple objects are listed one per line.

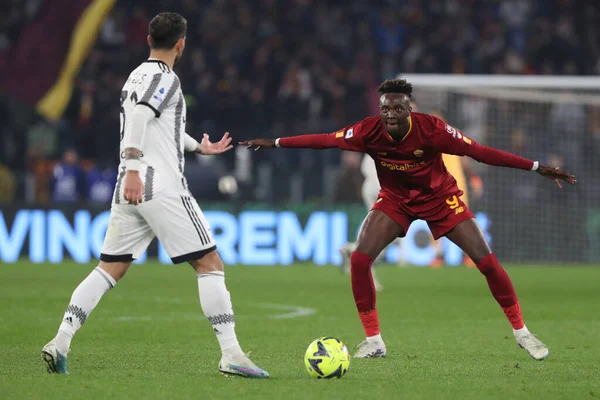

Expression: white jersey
xmin=361 ymin=154 xmax=381 ymax=208
xmin=113 ymin=59 xmax=188 ymax=204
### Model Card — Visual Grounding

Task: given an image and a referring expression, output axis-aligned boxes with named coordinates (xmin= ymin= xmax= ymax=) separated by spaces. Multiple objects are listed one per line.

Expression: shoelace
xmin=521 ymin=334 xmax=542 ymax=347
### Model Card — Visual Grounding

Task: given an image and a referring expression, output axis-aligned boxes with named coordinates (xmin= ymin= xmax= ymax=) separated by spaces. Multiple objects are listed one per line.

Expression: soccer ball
xmin=304 ymin=337 xmax=350 ymax=379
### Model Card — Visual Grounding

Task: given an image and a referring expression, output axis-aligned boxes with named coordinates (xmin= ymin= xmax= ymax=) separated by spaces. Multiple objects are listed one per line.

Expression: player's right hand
xmin=123 ymin=171 xmax=144 ymax=205
xmin=239 ymin=139 xmax=276 ymax=151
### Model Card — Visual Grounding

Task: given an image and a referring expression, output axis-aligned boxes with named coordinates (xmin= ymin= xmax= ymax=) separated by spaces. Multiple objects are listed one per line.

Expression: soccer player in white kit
xmin=41 ymin=12 xmax=269 ymax=378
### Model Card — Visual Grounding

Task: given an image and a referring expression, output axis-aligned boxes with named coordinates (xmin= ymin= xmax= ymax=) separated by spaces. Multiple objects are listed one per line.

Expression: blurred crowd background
xmin=0 ymin=0 xmax=599 ymax=206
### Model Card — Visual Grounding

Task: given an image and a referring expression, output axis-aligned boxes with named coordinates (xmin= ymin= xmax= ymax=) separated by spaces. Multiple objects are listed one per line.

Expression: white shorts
xmin=100 ymin=193 xmax=216 ymax=264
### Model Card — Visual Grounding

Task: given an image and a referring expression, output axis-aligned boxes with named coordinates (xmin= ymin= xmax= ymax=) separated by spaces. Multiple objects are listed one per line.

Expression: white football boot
xmin=515 ymin=332 xmax=549 ymax=360
xmin=354 ymin=339 xmax=387 ymax=358
xmin=219 ymin=352 xmax=270 ymax=378
xmin=41 ymin=339 xmax=69 ymax=374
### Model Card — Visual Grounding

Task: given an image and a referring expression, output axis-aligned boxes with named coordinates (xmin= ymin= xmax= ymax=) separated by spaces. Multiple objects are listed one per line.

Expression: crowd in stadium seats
xmin=1 ymin=0 xmax=599 ymax=203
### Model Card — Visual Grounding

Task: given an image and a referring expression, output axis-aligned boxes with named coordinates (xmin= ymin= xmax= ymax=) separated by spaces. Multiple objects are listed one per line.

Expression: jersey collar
xmin=385 ymin=115 xmax=413 ymax=142
xmin=144 ymin=58 xmax=171 ymax=72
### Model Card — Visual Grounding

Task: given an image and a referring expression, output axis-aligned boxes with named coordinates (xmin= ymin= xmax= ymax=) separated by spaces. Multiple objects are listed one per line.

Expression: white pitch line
xmin=113 ymin=316 xmax=154 ymax=322
xmin=112 ymin=303 xmax=316 ymax=322
xmin=254 ymin=303 xmax=317 ymax=319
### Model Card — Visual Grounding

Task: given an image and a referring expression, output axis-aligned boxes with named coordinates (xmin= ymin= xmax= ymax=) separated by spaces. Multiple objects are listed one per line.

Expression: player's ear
xmin=147 ymin=35 xmax=152 ymax=47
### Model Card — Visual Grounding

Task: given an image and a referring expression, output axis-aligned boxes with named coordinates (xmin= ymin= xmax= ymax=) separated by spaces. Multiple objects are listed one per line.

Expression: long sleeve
xmin=279 ymin=133 xmax=340 ymax=149
xmin=427 ymin=116 xmax=534 ymax=171
xmin=278 ymin=121 xmax=367 ymax=152
xmin=460 ymin=142 xmax=534 ymax=170
xmin=184 ymin=132 xmax=198 ymax=152
xmin=121 ymin=104 xmax=155 ymax=151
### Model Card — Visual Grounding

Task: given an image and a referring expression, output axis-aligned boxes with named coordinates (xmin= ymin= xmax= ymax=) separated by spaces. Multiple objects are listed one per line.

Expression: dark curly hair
xmin=149 ymin=12 xmax=187 ymax=50
xmin=377 ymin=79 xmax=413 ymax=98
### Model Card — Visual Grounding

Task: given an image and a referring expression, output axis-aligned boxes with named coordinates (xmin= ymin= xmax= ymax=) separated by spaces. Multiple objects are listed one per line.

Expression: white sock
xmin=513 ymin=325 xmax=531 ymax=339
xmin=197 ymin=271 xmax=243 ymax=357
xmin=55 ymin=267 xmax=116 ymax=354
xmin=367 ymin=334 xmax=383 ymax=343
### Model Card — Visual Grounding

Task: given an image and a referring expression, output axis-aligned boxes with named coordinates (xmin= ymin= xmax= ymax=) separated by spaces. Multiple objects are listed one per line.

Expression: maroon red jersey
xmin=279 ymin=112 xmax=533 ymax=217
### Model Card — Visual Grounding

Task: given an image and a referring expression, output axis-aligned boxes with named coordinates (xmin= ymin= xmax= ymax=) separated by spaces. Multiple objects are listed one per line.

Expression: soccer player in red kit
xmin=241 ymin=79 xmax=576 ymax=361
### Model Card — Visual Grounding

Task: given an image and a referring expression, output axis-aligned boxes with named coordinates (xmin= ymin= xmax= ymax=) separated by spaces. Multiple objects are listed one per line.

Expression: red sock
xmin=350 ymin=251 xmax=380 ymax=336
xmin=476 ymin=253 xmax=524 ymax=330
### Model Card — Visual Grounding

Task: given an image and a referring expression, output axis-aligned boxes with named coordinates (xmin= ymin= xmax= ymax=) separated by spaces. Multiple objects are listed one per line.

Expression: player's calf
xmin=42 ymin=265 xmax=118 ymax=373
xmin=190 ymin=250 xmax=270 ymax=375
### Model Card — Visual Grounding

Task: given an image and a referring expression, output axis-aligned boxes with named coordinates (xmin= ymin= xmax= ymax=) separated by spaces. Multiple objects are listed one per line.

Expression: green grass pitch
xmin=1 ymin=262 xmax=599 ymax=399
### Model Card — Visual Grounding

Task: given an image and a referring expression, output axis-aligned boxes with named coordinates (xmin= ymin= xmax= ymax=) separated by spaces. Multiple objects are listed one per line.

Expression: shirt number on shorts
xmin=446 ymin=195 xmax=465 ymax=215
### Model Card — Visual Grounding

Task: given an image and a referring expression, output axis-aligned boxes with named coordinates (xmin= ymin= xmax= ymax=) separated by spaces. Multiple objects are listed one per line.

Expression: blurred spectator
xmin=86 ymin=165 xmax=117 ymax=204
xmin=333 ymin=152 xmax=364 ymax=204
xmin=0 ymin=164 xmax=16 ymax=203
xmin=1 ymin=0 xmax=600 ymax=204
xmin=51 ymin=149 xmax=85 ymax=203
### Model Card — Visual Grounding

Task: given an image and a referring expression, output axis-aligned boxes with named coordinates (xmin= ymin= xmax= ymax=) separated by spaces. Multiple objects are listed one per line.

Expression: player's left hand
xmin=198 ymin=132 xmax=233 ymax=155
xmin=536 ymin=165 xmax=577 ymax=189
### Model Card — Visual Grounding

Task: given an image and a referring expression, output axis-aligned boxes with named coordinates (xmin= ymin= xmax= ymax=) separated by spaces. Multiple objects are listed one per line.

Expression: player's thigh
xmin=355 ymin=208 xmax=407 ymax=259
xmin=100 ymin=204 xmax=154 ymax=279
xmin=438 ymin=196 xmax=492 ymax=263
xmin=138 ymin=193 xmax=217 ymax=265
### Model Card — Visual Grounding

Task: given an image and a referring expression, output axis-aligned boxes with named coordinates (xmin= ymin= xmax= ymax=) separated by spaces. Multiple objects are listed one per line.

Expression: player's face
xmin=379 ymin=94 xmax=412 ymax=135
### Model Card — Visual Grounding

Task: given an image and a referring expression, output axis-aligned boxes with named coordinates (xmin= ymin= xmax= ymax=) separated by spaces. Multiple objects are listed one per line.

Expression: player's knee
xmin=189 ymin=249 xmax=223 ymax=274
xmin=350 ymin=251 xmax=374 ymax=272
xmin=354 ymin=239 xmax=381 ymax=260
xmin=470 ymin=249 xmax=493 ymax=266
xmin=98 ymin=261 xmax=131 ymax=281
xmin=475 ymin=253 xmax=499 ymax=275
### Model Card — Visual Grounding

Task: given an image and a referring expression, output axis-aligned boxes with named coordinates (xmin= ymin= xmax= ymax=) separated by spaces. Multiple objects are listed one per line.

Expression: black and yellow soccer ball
xmin=304 ymin=337 xmax=351 ymax=379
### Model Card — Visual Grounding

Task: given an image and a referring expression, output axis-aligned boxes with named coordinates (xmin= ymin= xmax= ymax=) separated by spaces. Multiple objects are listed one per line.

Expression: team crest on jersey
xmin=345 ymin=128 xmax=354 ymax=139
xmin=413 ymin=149 xmax=424 ymax=157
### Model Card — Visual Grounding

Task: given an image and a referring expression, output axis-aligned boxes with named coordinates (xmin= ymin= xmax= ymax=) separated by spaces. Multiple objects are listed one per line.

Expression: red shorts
xmin=371 ymin=192 xmax=474 ymax=240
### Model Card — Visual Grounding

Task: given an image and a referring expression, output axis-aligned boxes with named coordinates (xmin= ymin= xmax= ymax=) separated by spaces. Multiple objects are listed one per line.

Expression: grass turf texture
xmin=1 ymin=262 xmax=599 ymax=400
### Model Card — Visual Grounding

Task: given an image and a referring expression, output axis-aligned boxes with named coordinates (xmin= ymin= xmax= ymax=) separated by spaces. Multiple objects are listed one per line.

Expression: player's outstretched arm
xmin=240 ymin=126 xmax=366 ymax=152
xmin=240 ymin=135 xmax=340 ymax=151
xmin=198 ymin=132 xmax=233 ymax=155
xmin=430 ymin=119 xmax=576 ymax=189
xmin=184 ymin=132 xmax=233 ymax=155
xmin=458 ymin=144 xmax=576 ymax=189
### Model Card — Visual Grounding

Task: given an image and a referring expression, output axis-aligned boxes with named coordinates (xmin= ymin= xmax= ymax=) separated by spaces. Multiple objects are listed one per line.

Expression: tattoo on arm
xmin=124 ymin=148 xmax=142 ymax=160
